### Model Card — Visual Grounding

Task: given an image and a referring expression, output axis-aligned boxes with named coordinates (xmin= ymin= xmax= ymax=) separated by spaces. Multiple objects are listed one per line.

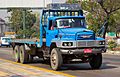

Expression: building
xmin=0 ymin=18 xmax=5 ymax=37
xmin=0 ymin=18 xmax=12 ymax=37
xmin=0 ymin=0 xmax=67 ymax=8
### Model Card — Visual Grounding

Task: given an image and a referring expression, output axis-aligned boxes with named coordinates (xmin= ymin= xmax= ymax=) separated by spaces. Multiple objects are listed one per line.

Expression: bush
xmin=108 ymin=40 xmax=117 ymax=50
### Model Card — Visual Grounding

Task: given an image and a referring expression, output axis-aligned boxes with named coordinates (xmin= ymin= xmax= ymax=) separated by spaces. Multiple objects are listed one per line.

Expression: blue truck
xmin=10 ymin=4 xmax=106 ymax=70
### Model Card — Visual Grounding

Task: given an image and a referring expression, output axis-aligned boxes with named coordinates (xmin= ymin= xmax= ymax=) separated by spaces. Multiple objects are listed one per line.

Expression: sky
xmin=0 ymin=0 xmax=67 ymax=21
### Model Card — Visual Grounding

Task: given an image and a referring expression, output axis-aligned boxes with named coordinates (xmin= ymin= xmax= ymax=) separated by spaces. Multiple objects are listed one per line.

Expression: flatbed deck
xmin=9 ymin=38 xmax=46 ymax=45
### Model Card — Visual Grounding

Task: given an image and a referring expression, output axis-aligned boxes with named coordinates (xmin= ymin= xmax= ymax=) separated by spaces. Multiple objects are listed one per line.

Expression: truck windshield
xmin=56 ymin=18 xmax=86 ymax=28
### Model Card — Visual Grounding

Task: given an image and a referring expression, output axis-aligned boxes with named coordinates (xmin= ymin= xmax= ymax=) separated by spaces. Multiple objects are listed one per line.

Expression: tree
xmin=66 ymin=0 xmax=120 ymax=38
xmin=8 ymin=9 xmax=36 ymax=38
xmin=109 ymin=9 xmax=120 ymax=37
xmin=31 ymin=13 xmax=40 ymax=38
xmin=97 ymin=0 xmax=120 ymax=38
xmin=81 ymin=0 xmax=120 ymax=38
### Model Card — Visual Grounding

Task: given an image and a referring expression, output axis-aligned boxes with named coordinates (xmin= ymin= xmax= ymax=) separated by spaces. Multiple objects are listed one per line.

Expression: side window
xmin=49 ymin=20 xmax=57 ymax=30
xmin=53 ymin=21 xmax=57 ymax=29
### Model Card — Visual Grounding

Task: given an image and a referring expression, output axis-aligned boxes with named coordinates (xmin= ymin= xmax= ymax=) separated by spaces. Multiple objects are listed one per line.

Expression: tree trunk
xmin=103 ymin=16 xmax=109 ymax=39
xmin=103 ymin=21 xmax=108 ymax=38
xmin=116 ymin=32 xmax=119 ymax=38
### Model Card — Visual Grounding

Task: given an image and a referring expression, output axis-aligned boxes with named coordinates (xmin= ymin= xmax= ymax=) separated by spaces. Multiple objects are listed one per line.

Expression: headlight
xmin=99 ymin=41 xmax=105 ymax=45
xmin=62 ymin=42 xmax=73 ymax=46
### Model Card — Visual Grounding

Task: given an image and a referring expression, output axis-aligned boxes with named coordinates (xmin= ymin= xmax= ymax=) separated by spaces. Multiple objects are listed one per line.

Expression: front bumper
xmin=60 ymin=47 xmax=106 ymax=54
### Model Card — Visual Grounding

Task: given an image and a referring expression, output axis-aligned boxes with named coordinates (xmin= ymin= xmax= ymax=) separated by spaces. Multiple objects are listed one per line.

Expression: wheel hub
xmin=52 ymin=53 xmax=57 ymax=65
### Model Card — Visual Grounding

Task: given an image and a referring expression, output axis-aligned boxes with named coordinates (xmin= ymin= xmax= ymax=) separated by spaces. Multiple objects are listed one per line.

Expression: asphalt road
xmin=0 ymin=47 xmax=120 ymax=77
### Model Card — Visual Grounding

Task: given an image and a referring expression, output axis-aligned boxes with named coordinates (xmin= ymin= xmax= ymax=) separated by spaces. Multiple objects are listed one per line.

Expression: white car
xmin=0 ymin=37 xmax=11 ymax=47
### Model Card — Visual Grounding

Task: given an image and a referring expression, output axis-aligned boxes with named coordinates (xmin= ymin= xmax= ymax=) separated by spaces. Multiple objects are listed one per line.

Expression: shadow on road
xmin=21 ymin=56 xmax=119 ymax=71
xmin=60 ymin=62 xmax=118 ymax=71
xmin=28 ymin=58 xmax=118 ymax=71
xmin=101 ymin=62 xmax=118 ymax=70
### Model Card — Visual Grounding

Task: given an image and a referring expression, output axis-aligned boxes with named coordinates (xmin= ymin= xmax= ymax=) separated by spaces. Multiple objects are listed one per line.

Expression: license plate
xmin=84 ymin=49 xmax=92 ymax=53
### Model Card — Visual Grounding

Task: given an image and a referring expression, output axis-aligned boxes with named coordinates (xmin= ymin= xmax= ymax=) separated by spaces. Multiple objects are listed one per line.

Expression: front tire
xmin=89 ymin=53 xmax=102 ymax=69
xmin=50 ymin=48 xmax=63 ymax=70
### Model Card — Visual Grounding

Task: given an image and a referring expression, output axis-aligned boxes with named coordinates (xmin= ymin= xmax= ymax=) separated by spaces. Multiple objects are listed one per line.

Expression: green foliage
xmin=16 ymin=29 xmax=35 ymax=39
xmin=8 ymin=9 xmax=36 ymax=38
xmin=81 ymin=0 xmax=120 ymax=36
xmin=86 ymin=13 xmax=105 ymax=33
xmin=66 ymin=0 xmax=120 ymax=38
xmin=108 ymin=40 xmax=117 ymax=50
xmin=66 ymin=0 xmax=78 ymax=3
xmin=81 ymin=1 xmax=104 ymax=32
xmin=109 ymin=10 xmax=120 ymax=33
xmin=31 ymin=15 xmax=40 ymax=39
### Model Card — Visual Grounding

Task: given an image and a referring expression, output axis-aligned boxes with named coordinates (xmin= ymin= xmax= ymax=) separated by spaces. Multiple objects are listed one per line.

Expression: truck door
xmin=46 ymin=20 xmax=58 ymax=47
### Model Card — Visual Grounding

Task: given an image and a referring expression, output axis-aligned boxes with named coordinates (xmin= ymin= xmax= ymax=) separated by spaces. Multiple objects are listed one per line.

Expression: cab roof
xmin=48 ymin=16 xmax=85 ymax=20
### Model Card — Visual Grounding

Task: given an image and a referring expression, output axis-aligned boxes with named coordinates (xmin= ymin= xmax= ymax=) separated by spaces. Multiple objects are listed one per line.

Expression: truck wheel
xmin=13 ymin=45 xmax=20 ymax=62
xmin=50 ymin=48 xmax=63 ymax=70
xmin=89 ymin=53 xmax=102 ymax=69
xmin=19 ymin=45 xmax=29 ymax=64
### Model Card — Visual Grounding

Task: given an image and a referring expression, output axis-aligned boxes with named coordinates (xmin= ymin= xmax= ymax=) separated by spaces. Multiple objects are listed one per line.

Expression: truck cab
xmin=47 ymin=16 xmax=105 ymax=51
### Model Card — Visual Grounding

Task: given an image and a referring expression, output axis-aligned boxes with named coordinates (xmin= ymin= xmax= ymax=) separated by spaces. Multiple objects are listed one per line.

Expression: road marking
xmin=0 ymin=58 xmax=75 ymax=77
xmin=0 ymin=71 xmax=8 ymax=76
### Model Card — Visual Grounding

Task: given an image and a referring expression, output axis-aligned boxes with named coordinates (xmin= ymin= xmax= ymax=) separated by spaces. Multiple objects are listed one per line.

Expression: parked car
xmin=0 ymin=37 xmax=11 ymax=47
xmin=0 ymin=40 xmax=1 ymax=47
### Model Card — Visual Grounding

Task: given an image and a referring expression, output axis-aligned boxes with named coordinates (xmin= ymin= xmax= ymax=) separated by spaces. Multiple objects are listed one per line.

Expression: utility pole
xmin=22 ymin=9 xmax=26 ymax=38
xmin=43 ymin=0 xmax=45 ymax=8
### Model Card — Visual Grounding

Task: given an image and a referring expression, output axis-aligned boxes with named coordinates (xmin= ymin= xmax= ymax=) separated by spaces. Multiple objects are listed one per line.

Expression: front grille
xmin=87 ymin=41 xmax=95 ymax=46
xmin=77 ymin=41 xmax=96 ymax=47
xmin=77 ymin=34 xmax=94 ymax=40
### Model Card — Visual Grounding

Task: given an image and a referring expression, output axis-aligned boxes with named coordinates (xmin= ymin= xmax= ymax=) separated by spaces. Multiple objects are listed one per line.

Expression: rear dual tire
xmin=19 ymin=45 xmax=29 ymax=64
xmin=13 ymin=45 xmax=33 ymax=64
xmin=13 ymin=45 xmax=20 ymax=62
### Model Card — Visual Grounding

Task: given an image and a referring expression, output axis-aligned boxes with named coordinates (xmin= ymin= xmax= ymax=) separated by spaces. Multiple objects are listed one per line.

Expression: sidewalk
xmin=0 ymin=58 xmax=75 ymax=77
xmin=106 ymin=50 xmax=120 ymax=55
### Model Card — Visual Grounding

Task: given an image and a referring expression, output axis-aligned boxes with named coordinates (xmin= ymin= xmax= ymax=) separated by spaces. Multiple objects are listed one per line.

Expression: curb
xmin=106 ymin=50 xmax=120 ymax=55
xmin=0 ymin=58 xmax=75 ymax=77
